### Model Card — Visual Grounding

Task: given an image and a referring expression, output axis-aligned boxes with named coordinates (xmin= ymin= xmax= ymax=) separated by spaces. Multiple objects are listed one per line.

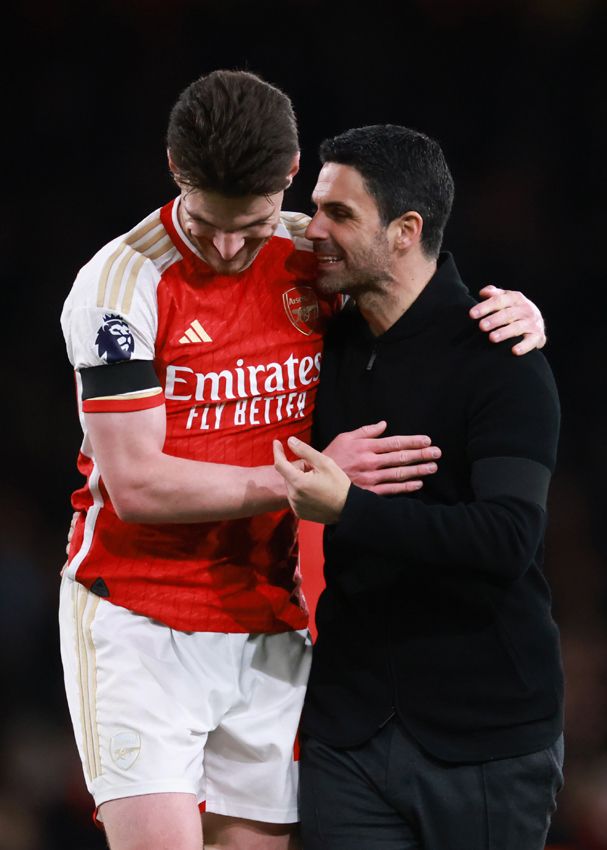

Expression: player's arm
xmin=86 ymin=403 xmax=287 ymax=523
xmin=471 ymin=285 xmax=546 ymax=354
xmin=274 ymin=355 xmax=560 ymax=589
xmin=79 ymin=352 xmax=287 ymax=522
xmin=321 ymin=420 xmax=441 ymax=495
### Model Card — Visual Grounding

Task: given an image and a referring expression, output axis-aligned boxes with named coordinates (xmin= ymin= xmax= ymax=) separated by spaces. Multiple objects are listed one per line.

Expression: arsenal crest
xmin=283 ymin=286 xmax=320 ymax=336
xmin=110 ymin=730 xmax=141 ymax=770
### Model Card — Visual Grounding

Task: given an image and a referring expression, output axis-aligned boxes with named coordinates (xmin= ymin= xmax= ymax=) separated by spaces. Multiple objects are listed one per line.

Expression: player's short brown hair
xmin=167 ymin=69 xmax=299 ymax=197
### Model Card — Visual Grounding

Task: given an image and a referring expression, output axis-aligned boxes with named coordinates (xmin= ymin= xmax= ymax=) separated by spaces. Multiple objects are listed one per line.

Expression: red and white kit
xmin=61 ymin=198 xmax=333 ymax=633
xmin=59 ymin=199 xmax=331 ymax=820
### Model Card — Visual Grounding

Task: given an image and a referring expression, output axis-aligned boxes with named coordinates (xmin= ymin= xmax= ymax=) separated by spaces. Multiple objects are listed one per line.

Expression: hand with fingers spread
xmin=322 ymin=421 xmax=441 ymax=495
xmin=273 ymin=437 xmax=351 ymax=524
xmin=469 ymin=285 xmax=546 ymax=355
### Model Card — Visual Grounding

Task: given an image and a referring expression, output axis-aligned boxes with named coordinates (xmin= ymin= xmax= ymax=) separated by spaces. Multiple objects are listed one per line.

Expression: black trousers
xmin=299 ymin=719 xmax=564 ymax=850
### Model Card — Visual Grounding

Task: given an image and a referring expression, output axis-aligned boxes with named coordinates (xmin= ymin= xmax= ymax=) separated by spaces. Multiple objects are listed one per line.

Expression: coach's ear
xmin=390 ymin=210 xmax=424 ymax=252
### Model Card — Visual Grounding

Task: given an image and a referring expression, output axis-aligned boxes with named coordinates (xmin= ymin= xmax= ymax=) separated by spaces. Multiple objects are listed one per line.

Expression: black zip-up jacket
xmin=302 ymin=253 xmax=563 ymax=763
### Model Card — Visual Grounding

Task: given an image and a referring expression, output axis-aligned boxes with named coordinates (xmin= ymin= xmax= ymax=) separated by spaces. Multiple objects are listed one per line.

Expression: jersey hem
xmin=75 ymin=578 xmax=308 ymax=634
xmin=92 ymin=778 xmax=201 ymax=814
xmin=205 ymin=797 xmax=299 ymax=825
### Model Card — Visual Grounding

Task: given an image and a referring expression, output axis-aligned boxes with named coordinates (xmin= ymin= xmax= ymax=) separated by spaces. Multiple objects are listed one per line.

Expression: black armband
xmin=471 ymin=456 xmax=551 ymax=509
xmin=80 ymin=360 xmax=160 ymax=400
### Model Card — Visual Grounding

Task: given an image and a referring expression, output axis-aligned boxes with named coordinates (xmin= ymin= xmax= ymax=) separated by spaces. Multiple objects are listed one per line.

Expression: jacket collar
xmin=353 ymin=252 xmax=473 ymax=342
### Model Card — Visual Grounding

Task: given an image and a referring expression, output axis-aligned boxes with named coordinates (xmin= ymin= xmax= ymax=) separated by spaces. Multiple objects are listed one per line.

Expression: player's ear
xmin=285 ymin=152 xmax=300 ymax=188
xmin=167 ymin=149 xmax=180 ymax=184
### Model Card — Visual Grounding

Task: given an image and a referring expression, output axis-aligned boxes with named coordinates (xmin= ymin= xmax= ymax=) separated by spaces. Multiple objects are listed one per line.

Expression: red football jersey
xmin=61 ymin=199 xmax=334 ymax=633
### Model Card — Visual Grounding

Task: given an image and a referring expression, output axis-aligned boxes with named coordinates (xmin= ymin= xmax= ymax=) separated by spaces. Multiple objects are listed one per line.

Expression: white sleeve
xmin=61 ymin=236 xmax=160 ymax=370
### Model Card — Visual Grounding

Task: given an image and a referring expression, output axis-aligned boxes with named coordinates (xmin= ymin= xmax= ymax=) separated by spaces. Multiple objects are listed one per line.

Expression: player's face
xmin=177 ymin=189 xmax=285 ymax=275
xmin=306 ymin=163 xmax=393 ymax=297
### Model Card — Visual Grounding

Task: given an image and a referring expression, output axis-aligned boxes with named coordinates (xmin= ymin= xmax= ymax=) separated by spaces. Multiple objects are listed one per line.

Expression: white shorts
xmin=58 ymin=576 xmax=312 ymax=823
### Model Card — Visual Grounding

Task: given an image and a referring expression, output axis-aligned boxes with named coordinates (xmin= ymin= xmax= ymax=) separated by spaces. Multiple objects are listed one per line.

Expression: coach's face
xmin=305 ymin=163 xmax=393 ymax=297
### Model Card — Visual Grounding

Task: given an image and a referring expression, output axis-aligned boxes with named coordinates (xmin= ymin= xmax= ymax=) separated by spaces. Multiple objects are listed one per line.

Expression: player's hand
xmin=470 ymin=285 xmax=546 ymax=355
xmin=323 ymin=421 xmax=441 ymax=495
xmin=273 ymin=438 xmax=350 ymax=524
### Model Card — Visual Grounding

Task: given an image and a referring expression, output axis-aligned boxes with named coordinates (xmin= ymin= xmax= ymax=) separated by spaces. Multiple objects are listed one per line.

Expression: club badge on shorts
xmin=110 ymin=731 xmax=141 ymax=770
xmin=283 ymin=286 xmax=320 ymax=336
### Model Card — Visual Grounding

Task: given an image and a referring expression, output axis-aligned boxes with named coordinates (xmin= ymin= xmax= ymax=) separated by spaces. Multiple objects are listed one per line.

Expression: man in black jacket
xmin=274 ymin=125 xmax=563 ymax=850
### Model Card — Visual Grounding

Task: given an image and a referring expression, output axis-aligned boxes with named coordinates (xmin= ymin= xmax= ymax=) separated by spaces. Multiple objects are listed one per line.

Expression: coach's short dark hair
xmin=319 ymin=125 xmax=454 ymax=258
xmin=167 ymin=69 xmax=299 ymax=197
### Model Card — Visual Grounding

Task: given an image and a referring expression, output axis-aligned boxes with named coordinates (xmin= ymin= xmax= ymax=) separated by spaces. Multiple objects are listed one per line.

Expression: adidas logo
xmin=179 ymin=320 xmax=213 ymax=344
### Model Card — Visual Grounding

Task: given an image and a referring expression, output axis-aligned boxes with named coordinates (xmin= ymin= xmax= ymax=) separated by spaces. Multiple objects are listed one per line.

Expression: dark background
xmin=2 ymin=0 xmax=606 ymax=847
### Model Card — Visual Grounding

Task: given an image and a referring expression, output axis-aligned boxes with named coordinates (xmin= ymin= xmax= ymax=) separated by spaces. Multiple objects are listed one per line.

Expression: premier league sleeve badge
xmin=95 ymin=313 xmax=135 ymax=363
